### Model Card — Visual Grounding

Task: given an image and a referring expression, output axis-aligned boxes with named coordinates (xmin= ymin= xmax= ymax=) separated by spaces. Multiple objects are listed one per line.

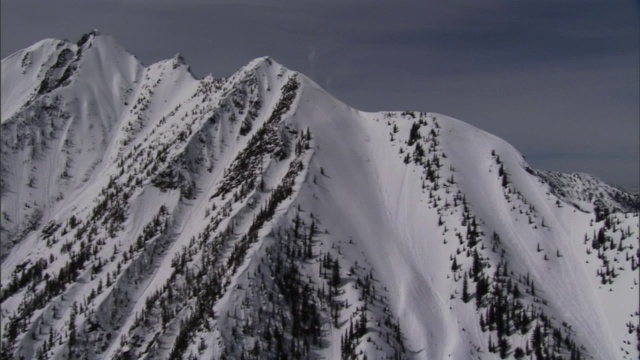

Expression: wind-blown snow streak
xmin=1 ymin=31 xmax=638 ymax=360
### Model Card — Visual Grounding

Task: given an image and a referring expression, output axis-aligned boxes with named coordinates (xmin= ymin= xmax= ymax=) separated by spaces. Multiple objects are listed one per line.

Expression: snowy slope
xmin=1 ymin=31 xmax=638 ymax=360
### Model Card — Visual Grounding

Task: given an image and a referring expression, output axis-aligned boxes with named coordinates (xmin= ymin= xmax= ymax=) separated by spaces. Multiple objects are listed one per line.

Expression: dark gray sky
xmin=2 ymin=0 xmax=638 ymax=189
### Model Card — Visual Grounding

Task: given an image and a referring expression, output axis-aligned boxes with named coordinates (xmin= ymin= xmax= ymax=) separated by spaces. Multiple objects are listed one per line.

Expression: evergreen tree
xmin=408 ymin=122 xmax=421 ymax=145
xmin=472 ymin=250 xmax=482 ymax=282
xmin=502 ymin=174 xmax=509 ymax=188
xmin=531 ymin=281 xmax=535 ymax=297
xmin=358 ymin=310 xmax=367 ymax=338
xmin=68 ymin=302 xmax=77 ymax=347
xmin=513 ymin=347 xmax=525 ymax=359
xmin=462 ymin=272 xmax=470 ymax=303
xmin=332 ymin=259 xmax=341 ymax=289
xmin=499 ymin=337 xmax=510 ymax=359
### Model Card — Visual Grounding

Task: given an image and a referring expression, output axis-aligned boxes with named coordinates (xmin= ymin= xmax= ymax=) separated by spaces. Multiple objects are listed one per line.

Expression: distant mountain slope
xmin=1 ymin=31 xmax=638 ymax=360
xmin=529 ymin=169 xmax=640 ymax=213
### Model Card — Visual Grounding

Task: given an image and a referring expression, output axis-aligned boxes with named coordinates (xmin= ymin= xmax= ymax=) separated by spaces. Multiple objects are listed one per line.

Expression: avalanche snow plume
xmin=1 ymin=31 xmax=638 ymax=360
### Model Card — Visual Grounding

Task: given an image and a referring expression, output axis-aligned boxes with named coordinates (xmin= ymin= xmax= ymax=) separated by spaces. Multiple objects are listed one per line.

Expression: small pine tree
xmin=513 ymin=346 xmax=525 ymax=359
xmin=68 ymin=303 xmax=77 ymax=347
xmin=501 ymin=174 xmax=509 ymax=188
xmin=472 ymin=250 xmax=482 ymax=281
xmin=408 ymin=122 xmax=421 ymax=145
xmin=358 ymin=310 xmax=367 ymax=338
xmin=332 ymin=259 xmax=340 ymax=289
xmin=499 ymin=337 xmax=510 ymax=359
xmin=462 ymin=272 xmax=470 ymax=303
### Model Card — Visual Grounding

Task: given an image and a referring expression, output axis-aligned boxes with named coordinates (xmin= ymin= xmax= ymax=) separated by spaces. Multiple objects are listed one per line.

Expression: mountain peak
xmin=243 ymin=55 xmax=276 ymax=71
xmin=1 ymin=32 xmax=638 ymax=360
xmin=172 ymin=52 xmax=185 ymax=63
xmin=169 ymin=52 xmax=190 ymax=71
xmin=77 ymin=29 xmax=101 ymax=47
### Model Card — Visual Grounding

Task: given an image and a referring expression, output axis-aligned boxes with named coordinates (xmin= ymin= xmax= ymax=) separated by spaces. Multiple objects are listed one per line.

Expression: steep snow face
xmin=1 ymin=39 xmax=77 ymax=121
xmin=1 ymin=32 xmax=638 ymax=360
xmin=435 ymin=115 xmax=638 ymax=359
xmin=0 ymin=32 xmax=146 ymax=261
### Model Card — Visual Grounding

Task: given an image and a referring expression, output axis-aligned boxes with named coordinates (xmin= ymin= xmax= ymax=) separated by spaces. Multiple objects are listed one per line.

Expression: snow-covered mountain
xmin=1 ymin=31 xmax=638 ymax=360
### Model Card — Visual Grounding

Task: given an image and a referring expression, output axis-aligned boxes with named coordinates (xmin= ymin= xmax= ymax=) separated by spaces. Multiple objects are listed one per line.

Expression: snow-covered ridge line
xmin=1 ymin=30 xmax=638 ymax=360
xmin=529 ymin=168 xmax=640 ymax=212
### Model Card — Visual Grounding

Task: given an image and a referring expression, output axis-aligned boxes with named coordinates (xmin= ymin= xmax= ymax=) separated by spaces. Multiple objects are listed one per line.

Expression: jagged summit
xmin=1 ymin=33 xmax=638 ymax=360
xmin=76 ymin=29 xmax=101 ymax=47
xmin=172 ymin=52 xmax=185 ymax=64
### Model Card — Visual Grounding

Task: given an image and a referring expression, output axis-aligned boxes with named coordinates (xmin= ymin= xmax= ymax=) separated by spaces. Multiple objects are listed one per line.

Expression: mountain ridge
xmin=1 ymin=31 xmax=638 ymax=360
